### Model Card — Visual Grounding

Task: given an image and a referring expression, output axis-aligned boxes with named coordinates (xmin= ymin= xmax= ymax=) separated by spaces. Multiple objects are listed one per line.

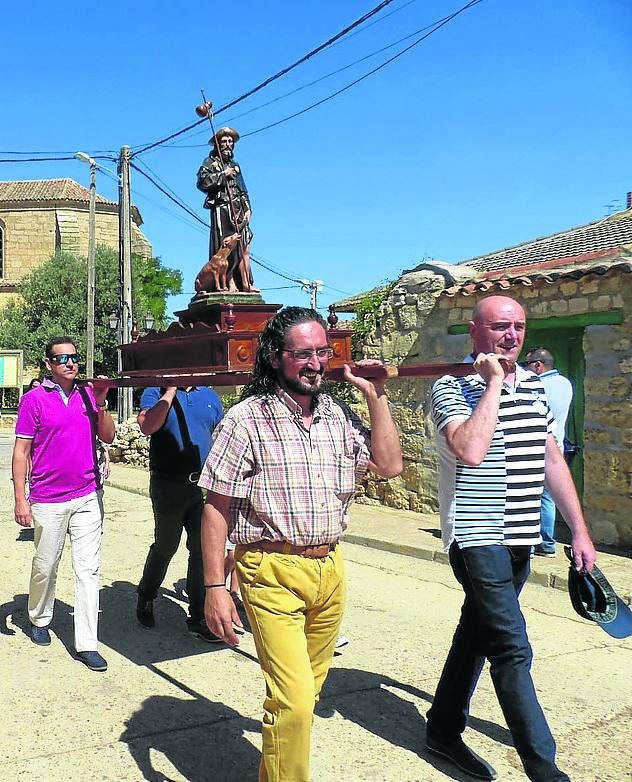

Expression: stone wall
xmin=366 ymin=265 xmax=632 ymax=547
xmin=110 ymin=418 xmax=150 ymax=468
xmin=0 ymin=205 xmax=152 ymax=309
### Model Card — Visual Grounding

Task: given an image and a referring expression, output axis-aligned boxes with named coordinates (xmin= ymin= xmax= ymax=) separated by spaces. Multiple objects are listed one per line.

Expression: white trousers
xmin=29 ymin=492 xmax=103 ymax=652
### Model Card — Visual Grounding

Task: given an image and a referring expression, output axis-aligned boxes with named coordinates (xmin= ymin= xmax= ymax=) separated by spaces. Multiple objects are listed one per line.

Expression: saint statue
xmin=196 ymin=127 xmax=257 ymax=294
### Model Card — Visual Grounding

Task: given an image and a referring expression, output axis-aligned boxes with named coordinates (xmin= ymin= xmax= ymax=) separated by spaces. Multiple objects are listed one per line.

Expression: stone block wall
xmin=0 ymin=205 xmax=152 ymax=309
xmin=0 ymin=210 xmax=56 ymax=281
xmin=365 ymin=266 xmax=632 ymax=547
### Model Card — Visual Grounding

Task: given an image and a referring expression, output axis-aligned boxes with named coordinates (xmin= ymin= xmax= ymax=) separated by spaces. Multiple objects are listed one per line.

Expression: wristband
xmin=204 ymin=583 xmax=226 ymax=589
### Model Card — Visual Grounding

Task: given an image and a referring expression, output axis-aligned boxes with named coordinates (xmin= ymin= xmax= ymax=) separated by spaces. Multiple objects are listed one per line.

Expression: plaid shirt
xmin=198 ymin=387 xmax=372 ymax=545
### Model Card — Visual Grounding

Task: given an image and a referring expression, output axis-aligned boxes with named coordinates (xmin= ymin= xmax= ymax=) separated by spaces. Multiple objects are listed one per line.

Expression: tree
xmin=0 ymin=246 xmax=182 ymax=376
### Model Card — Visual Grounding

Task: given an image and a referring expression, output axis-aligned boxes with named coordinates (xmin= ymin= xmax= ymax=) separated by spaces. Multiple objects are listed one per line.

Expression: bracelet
xmin=204 ymin=583 xmax=227 ymax=589
xmin=98 ymin=401 xmax=108 ymax=410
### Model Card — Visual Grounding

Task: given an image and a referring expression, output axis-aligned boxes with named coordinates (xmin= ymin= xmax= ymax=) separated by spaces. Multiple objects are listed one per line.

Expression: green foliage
xmin=220 ymin=391 xmax=241 ymax=411
xmin=0 ymin=246 xmax=182 ymax=376
xmin=326 ymin=381 xmax=359 ymax=406
xmin=352 ymin=284 xmax=394 ymax=351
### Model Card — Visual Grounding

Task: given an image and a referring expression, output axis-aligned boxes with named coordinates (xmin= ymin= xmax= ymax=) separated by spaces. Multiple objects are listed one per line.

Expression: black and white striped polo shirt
xmin=431 ymin=365 xmax=554 ymax=550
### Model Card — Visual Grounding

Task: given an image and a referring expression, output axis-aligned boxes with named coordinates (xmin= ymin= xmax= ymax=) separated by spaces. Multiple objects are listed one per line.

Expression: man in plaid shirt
xmin=198 ymin=306 xmax=402 ymax=781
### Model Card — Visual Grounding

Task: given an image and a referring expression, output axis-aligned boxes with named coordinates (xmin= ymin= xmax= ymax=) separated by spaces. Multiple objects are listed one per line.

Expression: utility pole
xmin=118 ymin=145 xmax=133 ymax=422
xmin=300 ymin=279 xmax=324 ymax=310
xmin=86 ymin=159 xmax=96 ymax=379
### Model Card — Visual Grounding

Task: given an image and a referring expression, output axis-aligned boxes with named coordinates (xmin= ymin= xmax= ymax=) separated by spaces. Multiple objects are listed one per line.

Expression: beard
xmin=280 ymin=368 xmax=325 ymax=398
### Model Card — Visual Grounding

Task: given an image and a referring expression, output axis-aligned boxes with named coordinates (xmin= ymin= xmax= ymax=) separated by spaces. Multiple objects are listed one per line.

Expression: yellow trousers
xmin=235 ymin=545 xmax=345 ymax=782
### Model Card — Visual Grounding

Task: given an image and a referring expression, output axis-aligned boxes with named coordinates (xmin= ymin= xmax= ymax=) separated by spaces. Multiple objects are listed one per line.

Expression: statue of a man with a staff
xmin=196 ymin=125 xmax=257 ymax=293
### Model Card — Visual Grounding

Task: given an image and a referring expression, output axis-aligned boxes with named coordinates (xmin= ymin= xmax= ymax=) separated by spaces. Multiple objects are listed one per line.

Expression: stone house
xmin=0 ymin=178 xmax=152 ymax=307
xmin=335 ymin=201 xmax=632 ymax=548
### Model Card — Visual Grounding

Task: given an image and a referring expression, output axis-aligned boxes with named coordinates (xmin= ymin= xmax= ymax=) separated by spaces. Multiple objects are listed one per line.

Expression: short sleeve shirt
xmin=198 ymin=388 xmax=372 ymax=546
xmin=140 ymin=386 xmax=223 ymax=476
xmin=16 ymin=380 xmax=100 ymax=503
xmin=431 ymin=365 xmax=554 ymax=551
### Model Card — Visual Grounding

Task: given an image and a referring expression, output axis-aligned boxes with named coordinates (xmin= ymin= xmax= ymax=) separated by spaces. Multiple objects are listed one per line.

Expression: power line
xmin=130 ymin=160 xmax=314 ymax=286
xmin=241 ymin=0 xmax=482 ymax=140
xmin=250 ymin=253 xmax=304 ymax=284
xmin=131 ymin=0 xmax=399 ymax=157
xmin=130 ymin=161 xmax=209 ymax=228
xmin=0 ymin=149 xmax=118 ymax=156
xmin=0 ymin=155 xmax=78 ymax=163
xmin=217 ymin=6 xmax=480 ymax=134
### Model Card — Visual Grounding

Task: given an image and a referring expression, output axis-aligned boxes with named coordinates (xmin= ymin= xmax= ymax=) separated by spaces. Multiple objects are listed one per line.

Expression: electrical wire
xmin=0 ymin=156 xmax=78 ymax=163
xmin=241 ymin=0 xmax=482 ymax=140
xmin=131 ymin=0 xmax=399 ymax=157
xmin=202 ymin=5 xmax=481 ymax=140
xmin=130 ymin=161 xmax=209 ymax=228
xmin=0 ymin=149 xmax=118 ymax=156
xmin=129 ymin=160 xmax=315 ymax=286
xmin=140 ymin=0 xmax=482 ymax=153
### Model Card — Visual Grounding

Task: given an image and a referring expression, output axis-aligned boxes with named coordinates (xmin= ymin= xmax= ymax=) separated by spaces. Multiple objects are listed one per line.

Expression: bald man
xmin=426 ymin=296 xmax=595 ymax=782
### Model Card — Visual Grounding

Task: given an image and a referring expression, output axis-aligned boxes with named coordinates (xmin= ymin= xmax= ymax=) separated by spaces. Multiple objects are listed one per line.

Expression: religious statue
xmin=196 ymin=126 xmax=257 ymax=294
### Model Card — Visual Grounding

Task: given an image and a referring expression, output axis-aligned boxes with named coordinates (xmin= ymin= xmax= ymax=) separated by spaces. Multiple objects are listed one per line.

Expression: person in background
xmin=524 ymin=347 xmax=574 ymax=557
xmin=135 ymin=385 xmax=224 ymax=642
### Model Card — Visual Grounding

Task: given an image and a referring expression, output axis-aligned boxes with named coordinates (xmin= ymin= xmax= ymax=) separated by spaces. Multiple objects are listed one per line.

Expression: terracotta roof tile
xmin=0 ymin=178 xmax=116 ymax=207
xmin=442 ymin=258 xmax=632 ymax=297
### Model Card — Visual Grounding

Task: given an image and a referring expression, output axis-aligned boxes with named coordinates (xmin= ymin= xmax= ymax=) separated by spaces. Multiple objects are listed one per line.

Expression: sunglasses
xmin=50 ymin=353 xmax=80 ymax=365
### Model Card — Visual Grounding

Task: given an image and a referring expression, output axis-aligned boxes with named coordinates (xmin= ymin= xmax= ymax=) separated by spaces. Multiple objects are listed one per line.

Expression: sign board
xmin=0 ymin=350 xmax=23 ymax=390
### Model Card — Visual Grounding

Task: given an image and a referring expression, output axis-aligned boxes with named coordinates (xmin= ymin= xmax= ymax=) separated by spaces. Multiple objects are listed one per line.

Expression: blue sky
xmin=2 ymin=0 xmax=631 ymax=319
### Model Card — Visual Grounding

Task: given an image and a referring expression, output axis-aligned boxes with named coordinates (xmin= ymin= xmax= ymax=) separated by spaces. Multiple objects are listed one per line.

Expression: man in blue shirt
xmin=136 ymin=386 xmax=223 ymax=641
xmin=524 ymin=348 xmax=574 ymax=557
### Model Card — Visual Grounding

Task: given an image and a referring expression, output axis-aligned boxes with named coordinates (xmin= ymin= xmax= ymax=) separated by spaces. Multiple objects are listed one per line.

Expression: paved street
xmin=0 ymin=434 xmax=631 ymax=781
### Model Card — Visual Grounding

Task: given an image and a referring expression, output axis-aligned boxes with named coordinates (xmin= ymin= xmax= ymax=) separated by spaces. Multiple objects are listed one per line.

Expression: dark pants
xmin=138 ymin=476 xmax=205 ymax=622
xmin=427 ymin=543 xmax=568 ymax=782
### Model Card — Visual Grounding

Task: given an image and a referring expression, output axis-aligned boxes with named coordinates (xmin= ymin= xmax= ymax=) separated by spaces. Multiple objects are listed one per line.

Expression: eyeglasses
xmin=280 ymin=347 xmax=333 ymax=362
xmin=524 ymin=359 xmax=540 ymax=366
xmin=50 ymin=353 xmax=80 ymax=365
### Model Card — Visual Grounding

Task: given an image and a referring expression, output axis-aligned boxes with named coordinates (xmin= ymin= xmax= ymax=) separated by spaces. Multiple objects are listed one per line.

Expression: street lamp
xmin=75 ymin=152 xmax=97 ymax=379
xmin=110 ymin=311 xmax=155 ymax=342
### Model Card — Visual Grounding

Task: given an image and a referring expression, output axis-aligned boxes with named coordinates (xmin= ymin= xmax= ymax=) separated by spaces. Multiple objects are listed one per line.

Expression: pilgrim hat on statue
xmin=565 ymin=547 xmax=632 ymax=639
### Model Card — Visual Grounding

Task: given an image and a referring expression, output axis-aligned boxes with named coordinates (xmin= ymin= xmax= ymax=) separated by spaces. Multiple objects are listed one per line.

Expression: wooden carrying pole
xmin=84 ymin=362 xmax=475 ymax=390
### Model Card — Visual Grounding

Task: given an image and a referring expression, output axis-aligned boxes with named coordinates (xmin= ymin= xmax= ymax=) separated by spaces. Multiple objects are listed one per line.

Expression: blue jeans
xmin=426 ymin=543 xmax=568 ymax=782
xmin=539 ymin=488 xmax=557 ymax=553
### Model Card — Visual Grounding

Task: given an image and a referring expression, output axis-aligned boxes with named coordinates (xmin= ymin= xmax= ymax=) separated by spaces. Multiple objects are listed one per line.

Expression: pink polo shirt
xmin=16 ymin=379 xmax=101 ymax=503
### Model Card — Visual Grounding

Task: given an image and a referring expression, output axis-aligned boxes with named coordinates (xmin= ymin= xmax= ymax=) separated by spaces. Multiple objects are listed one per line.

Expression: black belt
xmin=150 ymin=471 xmax=201 ymax=484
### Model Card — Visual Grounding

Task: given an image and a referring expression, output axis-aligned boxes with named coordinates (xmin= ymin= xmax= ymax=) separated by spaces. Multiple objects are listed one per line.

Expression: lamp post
xmin=75 ymin=152 xmax=97 ymax=379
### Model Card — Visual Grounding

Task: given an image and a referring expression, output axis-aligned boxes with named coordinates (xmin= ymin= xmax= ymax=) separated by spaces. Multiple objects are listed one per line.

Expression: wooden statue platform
xmin=119 ymin=297 xmax=354 ymax=387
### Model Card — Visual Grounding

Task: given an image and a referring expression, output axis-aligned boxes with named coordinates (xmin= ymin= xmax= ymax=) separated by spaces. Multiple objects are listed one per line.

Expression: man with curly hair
xmin=198 ymin=306 xmax=402 ymax=781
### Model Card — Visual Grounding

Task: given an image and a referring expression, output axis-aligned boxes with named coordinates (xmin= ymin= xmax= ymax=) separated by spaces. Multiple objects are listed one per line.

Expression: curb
xmin=105 ymin=479 xmax=620 ymax=599
xmin=105 ymin=479 xmax=150 ymax=498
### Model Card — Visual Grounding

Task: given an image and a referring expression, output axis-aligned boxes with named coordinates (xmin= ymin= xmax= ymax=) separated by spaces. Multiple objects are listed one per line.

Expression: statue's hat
xmin=209 ymin=127 xmax=240 ymax=147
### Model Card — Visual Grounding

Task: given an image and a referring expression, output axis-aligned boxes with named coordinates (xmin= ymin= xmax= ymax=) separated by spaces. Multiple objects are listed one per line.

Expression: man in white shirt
xmin=524 ymin=348 xmax=574 ymax=557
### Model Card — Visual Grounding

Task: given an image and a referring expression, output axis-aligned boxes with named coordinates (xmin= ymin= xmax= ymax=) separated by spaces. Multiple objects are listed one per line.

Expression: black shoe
xmin=186 ymin=619 xmax=223 ymax=644
xmin=136 ymin=595 xmax=155 ymax=628
xmin=426 ymin=736 xmax=497 ymax=780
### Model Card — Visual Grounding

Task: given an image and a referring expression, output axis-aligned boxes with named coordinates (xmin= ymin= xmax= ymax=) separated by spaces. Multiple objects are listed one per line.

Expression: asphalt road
xmin=1 ymin=452 xmax=630 ymax=781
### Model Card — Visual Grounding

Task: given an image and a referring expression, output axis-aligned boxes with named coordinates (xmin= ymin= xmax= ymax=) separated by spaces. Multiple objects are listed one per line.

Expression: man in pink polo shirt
xmin=12 ymin=336 xmax=115 ymax=672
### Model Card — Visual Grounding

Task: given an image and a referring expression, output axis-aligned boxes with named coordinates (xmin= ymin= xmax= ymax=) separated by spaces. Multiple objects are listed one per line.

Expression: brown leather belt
xmin=237 ymin=540 xmax=337 ymax=559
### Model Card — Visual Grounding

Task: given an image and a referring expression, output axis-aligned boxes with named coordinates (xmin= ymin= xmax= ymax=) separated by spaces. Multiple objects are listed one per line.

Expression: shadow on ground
xmin=317 ymin=667 xmax=512 ymax=781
